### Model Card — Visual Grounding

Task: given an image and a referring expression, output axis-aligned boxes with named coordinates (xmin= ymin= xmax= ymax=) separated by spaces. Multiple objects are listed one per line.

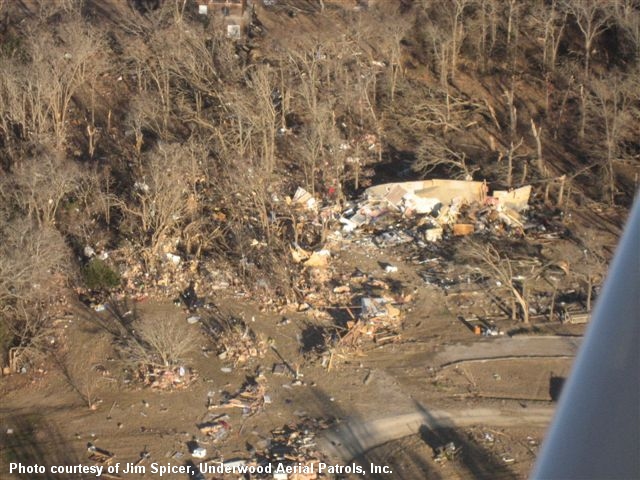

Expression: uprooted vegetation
xmin=0 ymin=0 xmax=638 ymax=373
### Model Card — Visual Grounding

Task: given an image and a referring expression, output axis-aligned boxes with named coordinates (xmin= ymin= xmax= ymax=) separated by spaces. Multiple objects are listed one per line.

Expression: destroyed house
xmin=198 ymin=0 xmax=247 ymax=38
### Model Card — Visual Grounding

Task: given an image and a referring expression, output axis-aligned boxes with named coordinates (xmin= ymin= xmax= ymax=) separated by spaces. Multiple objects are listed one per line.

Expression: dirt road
xmin=318 ymin=404 xmax=554 ymax=462
xmin=319 ymin=335 xmax=581 ymax=462
xmin=433 ymin=335 xmax=582 ymax=367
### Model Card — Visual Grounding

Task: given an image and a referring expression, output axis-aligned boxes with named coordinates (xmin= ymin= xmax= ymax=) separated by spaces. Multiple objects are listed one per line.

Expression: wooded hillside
xmin=0 ymin=0 xmax=638 ymax=368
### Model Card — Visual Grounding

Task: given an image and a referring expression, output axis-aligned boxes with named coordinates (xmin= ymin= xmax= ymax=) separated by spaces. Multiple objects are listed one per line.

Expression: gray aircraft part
xmin=531 ymin=197 xmax=640 ymax=479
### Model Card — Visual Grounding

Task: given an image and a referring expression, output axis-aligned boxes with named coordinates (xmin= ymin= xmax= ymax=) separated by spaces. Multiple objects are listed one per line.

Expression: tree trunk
xmin=531 ymin=119 xmax=545 ymax=176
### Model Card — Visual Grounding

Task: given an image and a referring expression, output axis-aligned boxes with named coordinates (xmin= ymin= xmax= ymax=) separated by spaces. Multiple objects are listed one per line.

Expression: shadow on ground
xmin=302 ymin=389 xmax=441 ymax=480
xmin=1 ymin=413 xmax=81 ymax=479
xmin=415 ymin=402 xmax=517 ymax=480
xmin=304 ymin=388 xmax=518 ymax=480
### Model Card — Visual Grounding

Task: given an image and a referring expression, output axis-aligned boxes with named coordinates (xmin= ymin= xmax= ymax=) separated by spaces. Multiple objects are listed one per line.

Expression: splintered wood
xmin=87 ymin=445 xmax=114 ymax=465
xmin=208 ymin=378 xmax=267 ymax=417
xmin=139 ymin=365 xmax=197 ymax=390
xmin=206 ymin=317 xmax=267 ymax=366
xmin=337 ymin=297 xmax=403 ymax=352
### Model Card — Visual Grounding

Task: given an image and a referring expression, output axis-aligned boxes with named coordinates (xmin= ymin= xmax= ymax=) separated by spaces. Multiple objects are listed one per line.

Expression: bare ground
xmin=1 ymin=277 xmax=582 ymax=480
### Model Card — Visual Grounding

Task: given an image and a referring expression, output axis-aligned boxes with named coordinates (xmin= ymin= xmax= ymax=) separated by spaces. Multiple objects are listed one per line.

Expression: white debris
xmin=165 ymin=253 xmax=181 ymax=265
xmin=425 ymin=227 xmax=443 ymax=242
xmin=134 ymin=181 xmax=150 ymax=193
xmin=292 ymin=187 xmax=317 ymax=210
xmin=191 ymin=447 xmax=207 ymax=458
xmin=402 ymin=193 xmax=441 ymax=215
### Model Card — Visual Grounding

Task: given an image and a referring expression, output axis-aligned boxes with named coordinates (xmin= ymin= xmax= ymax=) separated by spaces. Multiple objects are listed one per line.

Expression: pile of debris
xmin=195 ymin=417 xmax=334 ymax=480
xmin=254 ymin=417 xmax=334 ymax=479
xmin=291 ymin=243 xmax=412 ymax=356
xmin=204 ymin=316 xmax=267 ymax=367
xmin=138 ymin=365 xmax=197 ymax=390
xmin=340 ymin=179 xmax=532 ymax=241
xmin=197 ymin=416 xmax=232 ymax=443
xmin=101 ymin=242 xmax=234 ymax=306
xmin=338 ymin=296 xmax=403 ymax=350
xmin=284 ymin=179 xmax=535 ymax=318
xmin=434 ymin=441 xmax=461 ymax=463
xmin=208 ymin=376 xmax=268 ymax=417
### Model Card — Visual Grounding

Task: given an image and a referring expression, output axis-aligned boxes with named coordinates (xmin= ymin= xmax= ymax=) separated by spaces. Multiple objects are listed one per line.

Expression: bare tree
xmin=449 ymin=0 xmax=472 ymax=82
xmin=237 ymin=64 xmax=279 ymax=176
xmin=420 ymin=0 xmax=471 ymax=85
xmin=531 ymin=119 xmax=546 ymax=177
xmin=0 ymin=220 xmax=70 ymax=308
xmin=614 ymin=0 xmax=640 ymax=61
xmin=34 ymin=20 xmax=105 ymax=148
xmin=54 ymin=351 xmax=106 ymax=410
xmin=5 ymin=302 xmax=56 ymax=373
xmin=367 ymin=6 xmax=411 ymax=103
xmin=505 ymin=0 xmax=521 ymax=49
xmin=0 ymin=16 xmax=107 ymax=157
xmin=413 ymin=140 xmax=477 ymax=179
xmin=501 ymin=137 xmax=526 ymax=188
xmin=532 ymin=0 xmax=568 ymax=72
xmin=389 ymin=86 xmax=486 ymax=179
xmin=463 ymin=241 xmax=537 ymax=324
xmin=2 ymin=151 xmax=85 ymax=226
xmin=297 ymin=105 xmax=333 ymax=195
xmin=468 ymin=0 xmax=500 ymax=71
xmin=396 ymin=88 xmax=485 ymax=135
xmin=563 ymin=0 xmax=614 ymax=77
xmin=0 ymin=220 xmax=70 ymax=370
xmin=125 ymin=36 xmax=173 ymax=140
xmin=119 ymin=142 xmax=206 ymax=265
xmin=126 ymin=92 xmax=169 ymax=157
xmin=0 ymin=59 xmax=51 ymax=155
xmin=588 ymin=74 xmax=637 ymax=204
xmin=504 ymin=79 xmax=518 ymax=139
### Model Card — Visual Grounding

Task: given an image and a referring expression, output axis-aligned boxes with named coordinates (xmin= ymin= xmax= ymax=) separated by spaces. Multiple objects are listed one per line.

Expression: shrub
xmin=126 ymin=315 xmax=199 ymax=368
xmin=83 ymin=258 xmax=120 ymax=291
